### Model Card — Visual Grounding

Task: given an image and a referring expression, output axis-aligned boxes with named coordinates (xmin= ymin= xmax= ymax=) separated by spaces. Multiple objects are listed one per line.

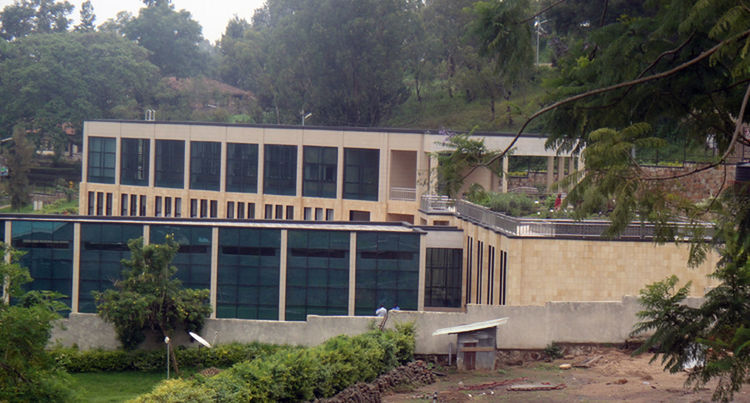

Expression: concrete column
xmin=557 ymin=156 xmax=565 ymax=193
xmin=115 ymin=137 xmax=121 ymax=185
xmin=143 ymin=224 xmax=150 ymax=245
xmin=148 ymin=138 xmax=156 ymax=187
xmin=568 ymin=156 xmax=576 ymax=191
xmin=184 ymin=141 xmax=190 ymax=192
xmin=429 ymin=154 xmax=439 ymax=195
xmin=348 ymin=232 xmax=357 ymax=316
xmin=258 ymin=144 xmax=265 ymax=205
xmin=418 ymin=233 xmax=426 ymax=311
xmin=295 ymin=145 xmax=303 ymax=203
xmin=219 ymin=142 xmax=227 ymax=193
xmin=71 ymin=223 xmax=81 ymax=313
xmin=3 ymin=221 xmax=11 ymax=304
xmin=278 ymin=229 xmax=287 ymax=321
xmin=578 ymin=153 xmax=586 ymax=182
xmin=336 ymin=146 xmax=345 ymax=220
xmin=546 ymin=156 xmax=554 ymax=193
xmin=210 ymin=227 xmax=218 ymax=319
xmin=501 ymin=156 xmax=509 ymax=193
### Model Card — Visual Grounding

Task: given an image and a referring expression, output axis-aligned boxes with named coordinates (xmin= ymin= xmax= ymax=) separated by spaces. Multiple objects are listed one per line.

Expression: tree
xmin=0 ymin=31 xmax=159 ymax=154
xmin=0 ymin=0 xmax=73 ymax=40
xmin=123 ymin=1 xmax=208 ymax=77
xmin=0 ymin=243 xmax=74 ymax=402
xmin=454 ymin=0 xmax=750 ymax=400
xmin=3 ymin=125 xmax=35 ymax=210
xmin=94 ymin=236 xmax=211 ymax=373
xmin=74 ymin=0 xmax=95 ymax=32
xmin=219 ymin=0 xmax=415 ymax=126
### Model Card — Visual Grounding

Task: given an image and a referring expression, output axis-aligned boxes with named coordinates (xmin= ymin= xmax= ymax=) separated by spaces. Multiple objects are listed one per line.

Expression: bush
xmin=134 ymin=324 xmax=416 ymax=402
xmin=51 ymin=342 xmax=282 ymax=373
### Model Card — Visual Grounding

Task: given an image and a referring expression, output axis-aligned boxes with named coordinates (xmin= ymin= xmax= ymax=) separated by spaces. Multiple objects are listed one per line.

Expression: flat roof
xmin=432 ymin=317 xmax=509 ymax=335
xmin=87 ymin=119 xmax=548 ymax=139
xmin=0 ymin=214 xmax=426 ymax=233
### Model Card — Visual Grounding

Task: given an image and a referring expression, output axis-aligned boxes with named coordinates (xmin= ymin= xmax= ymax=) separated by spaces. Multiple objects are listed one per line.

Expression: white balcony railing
xmin=390 ymin=187 xmax=417 ymax=201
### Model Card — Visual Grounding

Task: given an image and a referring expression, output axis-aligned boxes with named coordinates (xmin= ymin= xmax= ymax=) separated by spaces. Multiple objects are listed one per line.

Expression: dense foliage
xmin=0 ymin=243 xmax=75 ymax=402
xmin=131 ymin=323 xmax=415 ymax=402
xmin=52 ymin=342 xmax=285 ymax=373
xmin=94 ymin=236 xmax=211 ymax=353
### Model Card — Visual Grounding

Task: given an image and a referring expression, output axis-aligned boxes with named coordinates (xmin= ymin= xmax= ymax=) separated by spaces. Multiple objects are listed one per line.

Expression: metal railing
xmin=424 ymin=195 xmax=708 ymax=240
xmin=390 ymin=187 xmax=417 ymax=201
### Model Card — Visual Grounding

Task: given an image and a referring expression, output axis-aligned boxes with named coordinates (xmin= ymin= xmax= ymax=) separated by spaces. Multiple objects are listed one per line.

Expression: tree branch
xmin=520 ymin=0 xmax=568 ymax=24
xmin=457 ymin=27 xmax=750 ymax=184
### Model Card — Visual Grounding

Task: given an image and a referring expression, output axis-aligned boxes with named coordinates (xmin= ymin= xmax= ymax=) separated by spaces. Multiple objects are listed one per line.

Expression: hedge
xmin=131 ymin=323 xmax=415 ymax=402
xmin=51 ymin=342 xmax=284 ymax=373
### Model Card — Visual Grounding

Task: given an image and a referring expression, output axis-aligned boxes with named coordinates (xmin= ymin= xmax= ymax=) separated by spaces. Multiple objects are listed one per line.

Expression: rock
xmin=559 ymin=364 xmax=572 ymax=370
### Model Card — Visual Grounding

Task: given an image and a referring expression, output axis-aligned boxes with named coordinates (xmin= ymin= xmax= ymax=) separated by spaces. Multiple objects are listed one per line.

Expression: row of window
xmin=9 ymin=220 xmax=425 ymax=319
xmin=465 ymin=236 xmax=507 ymax=305
xmin=88 ymin=137 xmax=380 ymax=201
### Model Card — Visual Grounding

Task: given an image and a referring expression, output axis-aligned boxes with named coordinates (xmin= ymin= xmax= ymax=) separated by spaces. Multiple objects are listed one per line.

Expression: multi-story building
xmin=1 ymin=120 xmax=717 ymax=324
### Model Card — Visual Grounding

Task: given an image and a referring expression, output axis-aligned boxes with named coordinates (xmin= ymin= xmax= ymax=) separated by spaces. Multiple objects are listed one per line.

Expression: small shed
xmin=432 ymin=318 xmax=508 ymax=370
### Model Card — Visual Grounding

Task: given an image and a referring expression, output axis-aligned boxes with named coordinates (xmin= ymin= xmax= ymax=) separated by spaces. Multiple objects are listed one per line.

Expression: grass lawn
xmin=72 ymin=371 xmax=167 ymax=402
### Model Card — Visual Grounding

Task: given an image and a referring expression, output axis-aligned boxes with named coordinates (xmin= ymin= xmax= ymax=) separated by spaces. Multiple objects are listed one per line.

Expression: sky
xmin=0 ymin=0 xmax=267 ymax=42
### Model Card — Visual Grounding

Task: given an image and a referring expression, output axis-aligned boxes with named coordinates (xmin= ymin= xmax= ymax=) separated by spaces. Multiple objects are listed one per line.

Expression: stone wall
xmin=51 ymin=297 xmax=695 ymax=354
xmin=640 ymin=163 xmax=737 ymax=202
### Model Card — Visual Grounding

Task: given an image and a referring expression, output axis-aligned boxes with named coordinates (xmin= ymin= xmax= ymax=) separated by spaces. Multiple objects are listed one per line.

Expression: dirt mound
xmin=316 ymin=360 xmax=436 ymax=403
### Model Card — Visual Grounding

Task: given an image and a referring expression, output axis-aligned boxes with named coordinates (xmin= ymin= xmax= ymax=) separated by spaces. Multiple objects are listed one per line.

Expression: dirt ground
xmin=383 ymin=348 xmax=750 ymax=402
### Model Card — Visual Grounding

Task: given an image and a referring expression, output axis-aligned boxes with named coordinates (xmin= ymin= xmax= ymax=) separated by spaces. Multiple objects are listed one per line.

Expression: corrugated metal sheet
xmin=432 ymin=317 xmax=508 ymax=336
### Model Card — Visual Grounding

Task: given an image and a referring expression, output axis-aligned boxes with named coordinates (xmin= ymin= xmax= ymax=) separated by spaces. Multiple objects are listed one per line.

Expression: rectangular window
xmin=190 ymin=141 xmax=221 ymax=191
xmin=349 ymin=210 xmax=370 ymax=221
xmin=343 ymin=148 xmax=379 ymax=201
xmin=477 ymin=241 xmax=484 ymax=304
xmin=87 ymin=137 xmax=116 ymax=184
xmin=263 ymin=145 xmax=297 ymax=196
xmin=96 ymin=192 xmax=103 ymax=216
xmin=105 ymin=193 xmax=113 ymax=216
xmin=151 ymin=225 xmax=212 ymax=291
xmin=200 ymin=199 xmax=208 ymax=218
xmin=165 ymin=197 xmax=172 ymax=217
xmin=355 ymin=232 xmax=419 ymax=315
xmin=285 ymin=230 xmax=350 ymax=320
xmin=500 ymin=250 xmax=507 ymax=305
xmin=326 ymin=209 xmax=334 ymax=221
xmin=285 ymin=205 xmax=294 ymax=220
xmin=174 ymin=198 xmax=182 ymax=217
xmin=120 ymin=194 xmax=128 ymax=216
xmin=120 ymin=138 xmax=149 ymax=186
xmin=275 ymin=205 xmax=283 ymax=220
xmin=217 ymin=228 xmax=280 ymax=320
xmin=190 ymin=199 xmax=198 ymax=218
xmin=226 ymin=143 xmax=258 ymax=193
xmin=425 ymin=248 xmax=463 ymax=308
xmin=130 ymin=194 xmax=137 ymax=216
xmin=302 ymin=146 xmax=337 ymax=198
xmin=210 ymin=200 xmax=218 ymax=218
xmin=315 ymin=208 xmax=323 ymax=221
xmin=488 ymin=245 xmax=495 ymax=305
xmin=227 ymin=202 xmax=235 ymax=219
xmin=247 ymin=203 xmax=255 ymax=219
xmin=304 ymin=207 xmax=312 ymax=220
xmin=466 ymin=237 xmax=473 ymax=304
xmin=264 ymin=204 xmax=273 ymax=219
xmin=155 ymin=196 xmax=162 ymax=217
xmin=139 ymin=195 xmax=146 ymax=216
xmin=155 ymin=140 xmax=184 ymax=188
xmin=87 ymin=192 xmax=95 ymax=215
xmin=237 ymin=202 xmax=245 ymax=219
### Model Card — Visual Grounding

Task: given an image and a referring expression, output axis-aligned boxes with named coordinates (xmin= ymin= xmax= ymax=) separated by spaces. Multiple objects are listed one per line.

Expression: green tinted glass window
xmin=425 ymin=248 xmax=462 ymax=308
xmin=12 ymin=221 xmax=74 ymax=309
xmin=190 ymin=141 xmax=221 ymax=191
xmin=343 ymin=148 xmax=379 ymax=201
xmin=263 ymin=145 xmax=297 ymax=196
xmin=120 ymin=138 xmax=150 ymax=186
xmin=355 ymin=232 xmax=419 ymax=315
xmin=155 ymin=140 xmax=184 ymax=188
xmin=87 ymin=137 xmax=116 ymax=184
xmin=226 ymin=143 xmax=258 ymax=193
xmin=302 ymin=146 xmax=337 ymax=198
xmin=217 ymin=228 xmax=280 ymax=320
xmin=150 ymin=225 xmax=211 ymax=290
xmin=285 ymin=230 xmax=349 ymax=321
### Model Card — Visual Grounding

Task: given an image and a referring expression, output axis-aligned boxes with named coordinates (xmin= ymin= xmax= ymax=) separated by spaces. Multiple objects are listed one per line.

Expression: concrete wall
xmin=52 ymin=297 xmax=696 ymax=354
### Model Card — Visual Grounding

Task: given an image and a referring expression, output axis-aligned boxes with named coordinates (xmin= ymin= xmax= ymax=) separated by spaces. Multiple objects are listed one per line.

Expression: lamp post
xmin=164 ymin=336 xmax=170 ymax=379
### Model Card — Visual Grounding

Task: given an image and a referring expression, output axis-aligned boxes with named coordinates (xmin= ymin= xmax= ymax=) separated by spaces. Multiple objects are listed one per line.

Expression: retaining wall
xmin=53 ymin=296 xmax=701 ymax=354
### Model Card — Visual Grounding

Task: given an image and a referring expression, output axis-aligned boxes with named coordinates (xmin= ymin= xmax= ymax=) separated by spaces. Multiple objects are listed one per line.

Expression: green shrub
xmin=129 ymin=379 xmax=215 ymax=403
xmin=134 ymin=324 xmax=416 ymax=402
xmin=51 ymin=342 xmax=282 ymax=373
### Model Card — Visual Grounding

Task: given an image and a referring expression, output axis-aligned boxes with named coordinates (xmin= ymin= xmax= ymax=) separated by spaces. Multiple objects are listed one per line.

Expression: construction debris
xmin=456 ymin=377 xmax=528 ymax=391
xmin=573 ymin=355 xmax=602 ymax=368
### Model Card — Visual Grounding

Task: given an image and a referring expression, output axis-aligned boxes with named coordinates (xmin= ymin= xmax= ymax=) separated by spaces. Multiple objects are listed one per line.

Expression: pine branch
xmin=458 ymin=27 xmax=750 ymax=184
